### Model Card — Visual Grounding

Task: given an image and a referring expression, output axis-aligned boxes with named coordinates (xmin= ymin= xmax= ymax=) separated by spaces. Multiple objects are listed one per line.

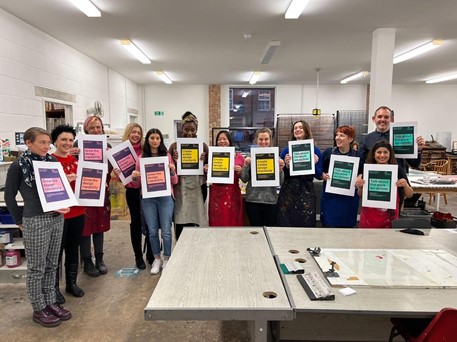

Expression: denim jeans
xmin=142 ymin=196 xmax=174 ymax=258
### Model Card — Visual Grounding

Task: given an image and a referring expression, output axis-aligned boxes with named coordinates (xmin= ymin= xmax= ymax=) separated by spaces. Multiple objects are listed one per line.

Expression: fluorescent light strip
xmin=156 ymin=71 xmax=173 ymax=84
xmin=241 ymin=91 xmax=250 ymax=98
xmin=120 ymin=40 xmax=151 ymax=64
xmin=261 ymin=41 xmax=281 ymax=64
xmin=393 ymin=40 xmax=443 ymax=64
xmin=426 ymin=73 xmax=457 ymax=84
xmin=249 ymin=72 xmax=261 ymax=85
xmin=285 ymin=0 xmax=310 ymax=19
xmin=340 ymin=71 xmax=369 ymax=84
xmin=68 ymin=0 xmax=101 ymax=17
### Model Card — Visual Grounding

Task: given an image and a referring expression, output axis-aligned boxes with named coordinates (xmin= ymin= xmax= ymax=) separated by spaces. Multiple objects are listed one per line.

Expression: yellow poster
xmin=257 ymin=158 xmax=274 ymax=174
xmin=182 ymin=148 xmax=199 ymax=164
xmin=212 ymin=156 xmax=229 ymax=172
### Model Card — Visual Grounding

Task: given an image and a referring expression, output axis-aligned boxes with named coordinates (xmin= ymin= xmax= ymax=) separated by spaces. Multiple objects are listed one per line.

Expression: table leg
xmin=250 ymin=320 xmax=268 ymax=342
xmin=436 ymin=193 xmax=441 ymax=211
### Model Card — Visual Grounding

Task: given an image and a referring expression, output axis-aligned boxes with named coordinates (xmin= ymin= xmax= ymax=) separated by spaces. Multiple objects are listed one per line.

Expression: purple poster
xmin=145 ymin=163 xmax=167 ymax=192
xmin=39 ymin=168 xmax=70 ymax=203
xmin=113 ymin=147 xmax=136 ymax=178
xmin=79 ymin=168 xmax=103 ymax=200
xmin=83 ymin=140 xmax=104 ymax=163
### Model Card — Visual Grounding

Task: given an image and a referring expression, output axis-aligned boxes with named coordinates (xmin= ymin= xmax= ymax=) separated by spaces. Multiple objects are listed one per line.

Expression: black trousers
xmin=58 ymin=214 xmax=85 ymax=267
xmin=245 ymin=202 xmax=278 ymax=227
xmin=126 ymin=187 xmax=143 ymax=258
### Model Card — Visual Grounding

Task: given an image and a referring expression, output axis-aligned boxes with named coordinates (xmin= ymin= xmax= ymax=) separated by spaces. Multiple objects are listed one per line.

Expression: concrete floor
xmin=1 ymin=193 xmax=456 ymax=342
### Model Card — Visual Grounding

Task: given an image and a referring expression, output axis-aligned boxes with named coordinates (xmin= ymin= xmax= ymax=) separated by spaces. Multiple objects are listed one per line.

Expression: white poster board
xmin=325 ymin=155 xmax=360 ymax=196
xmin=75 ymin=161 xmax=108 ymax=207
xmin=250 ymin=147 xmax=280 ymax=187
xmin=176 ymin=138 xmax=203 ymax=175
xmin=288 ymin=139 xmax=315 ymax=176
xmin=207 ymin=146 xmax=235 ymax=184
xmin=362 ymin=164 xmax=398 ymax=210
xmin=106 ymin=140 xmax=138 ymax=185
xmin=389 ymin=122 xmax=418 ymax=159
xmin=33 ymin=161 xmax=78 ymax=212
xmin=77 ymin=134 xmax=108 ymax=164
xmin=140 ymin=157 xmax=171 ymax=198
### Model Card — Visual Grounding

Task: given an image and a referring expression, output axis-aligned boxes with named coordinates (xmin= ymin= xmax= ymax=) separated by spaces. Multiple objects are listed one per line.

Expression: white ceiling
xmin=1 ymin=0 xmax=457 ymax=85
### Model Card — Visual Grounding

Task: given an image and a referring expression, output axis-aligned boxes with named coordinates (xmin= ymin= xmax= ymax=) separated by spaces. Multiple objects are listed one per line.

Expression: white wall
xmin=144 ymin=85 xmax=209 ymax=144
xmin=0 ymin=9 xmax=142 ymax=148
xmin=392 ymin=84 xmax=457 ymax=149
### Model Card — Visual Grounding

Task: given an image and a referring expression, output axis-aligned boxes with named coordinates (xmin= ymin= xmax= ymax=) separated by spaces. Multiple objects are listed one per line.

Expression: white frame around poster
xmin=389 ymin=121 xmax=418 ymax=159
xmin=140 ymin=156 xmax=171 ymax=198
xmin=77 ymin=134 xmax=107 ymax=164
xmin=33 ymin=161 xmax=78 ymax=212
xmin=250 ymin=147 xmax=280 ymax=187
xmin=288 ymin=139 xmax=315 ymax=176
xmin=362 ymin=164 xmax=398 ymax=210
xmin=325 ymin=154 xmax=360 ymax=197
xmin=75 ymin=161 xmax=108 ymax=207
xmin=106 ymin=140 xmax=138 ymax=185
xmin=176 ymin=138 xmax=203 ymax=175
xmin=207 ymin=146 xmax=235 ymax=184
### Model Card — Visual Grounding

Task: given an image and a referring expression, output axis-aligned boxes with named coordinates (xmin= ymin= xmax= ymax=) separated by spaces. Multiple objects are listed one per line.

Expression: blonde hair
xmin=122 ymin=123 xmax=144 ymax=146
xmin=255 ymin=127 xmax=273 ymax=146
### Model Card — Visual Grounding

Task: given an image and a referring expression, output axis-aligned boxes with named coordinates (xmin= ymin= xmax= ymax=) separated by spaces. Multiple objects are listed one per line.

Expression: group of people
xmin=4 ymin=106 xmax=424 ymax=328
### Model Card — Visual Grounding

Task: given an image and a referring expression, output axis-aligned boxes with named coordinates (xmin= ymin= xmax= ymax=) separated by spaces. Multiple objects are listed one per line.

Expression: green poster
xmin=392 ymin=126 xmax=414 ymax=154
xmin=367 ymin=170 xmax=392 ymax=201
xmin=330 ymin=161 xmax=353 ymax=190
xmin=291 ymin=143 xmax=312 ymax=172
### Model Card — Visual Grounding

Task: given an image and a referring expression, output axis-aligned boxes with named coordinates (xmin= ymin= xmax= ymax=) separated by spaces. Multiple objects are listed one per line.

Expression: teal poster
xmin=367 ymin=170 xmax=392 ymax=202
xmin=291 ymin=143 xmax=312 ymax=172
xmin=392 ymin=126 xmax=414 ymax=155
xmin=330 ymin=161 xmax=353 ymax=190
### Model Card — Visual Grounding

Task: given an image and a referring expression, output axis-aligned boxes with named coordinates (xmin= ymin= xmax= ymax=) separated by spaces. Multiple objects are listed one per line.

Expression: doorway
xmin=44 ymin=101 xmax=73 ymax=132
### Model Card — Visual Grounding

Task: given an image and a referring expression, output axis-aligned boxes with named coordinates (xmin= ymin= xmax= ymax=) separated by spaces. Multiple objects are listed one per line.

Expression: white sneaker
xmin=150 ymin=258 xmax=163 ymax=275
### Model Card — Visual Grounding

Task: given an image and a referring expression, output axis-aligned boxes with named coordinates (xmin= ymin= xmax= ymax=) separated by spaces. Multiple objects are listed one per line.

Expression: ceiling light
xmin=285 ymin=0 xmax=310 ymax=19
xmin=241 ymin=91 xmax=250 ymax=98
xmin=260 ymin=41 xmax=281 ymax=64
xmin=155 ymin=71 xmax=173 ymax=84
xmin=393 ymin=40 xmax=443 ymax=64
xmin=120 ymin=40 xmax=151 ymax=64
xmin=425 ymin=73 xmax=457 ymax=84
xmin=340 ymin=71 xmax=370 ymax=84
xmin=68 ymin=0 xmax=101 ymax=17
xmin=249 ymin=72 xmax=261 ymax=85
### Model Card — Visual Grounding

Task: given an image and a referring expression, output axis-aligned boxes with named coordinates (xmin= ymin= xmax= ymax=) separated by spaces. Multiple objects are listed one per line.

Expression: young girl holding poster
xmin=277 ymin=121 xmax=323 ymax=227
xmin=132 ymin=129 xmax=178 ymax=275
xmin=206 ymin=130 xmax=245 ymax=226
xmin=240 ymin=128 xmax=284 ymax=226
xmin=357 ymin=140 xmax=413 ymax=228
xmin=5 ymin=127 xmax=72 ymax=327
xmin=320 ymin=126 xmax=364 ymax=228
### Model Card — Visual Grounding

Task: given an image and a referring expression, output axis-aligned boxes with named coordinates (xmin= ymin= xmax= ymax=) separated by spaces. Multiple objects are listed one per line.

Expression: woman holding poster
xmin=79 ymin=115 xmax=112 ymax=277
xmin=51 ymin=125 xmax=86 ymax=303
xmin=206 ymin=130 xmax=245 ymax=226
xmin=277 ymin=121 xmax=323 ymax=227
xmin=113 ymin=123 xmax=151 ymax=270
xmin=357 ymin=140 xmax=413 ymax=228
xmin=240 ymin=128 xmax=284 ymax=226
xmin=132 ymin=128 xmax=178 ymax=275
xmin=320 ymin=126 xmax=364 ymax=228
xmin=168 ymin=112 xmax=208 ymax=239
xmin=5 ymin=127 xmax=72 ymax=327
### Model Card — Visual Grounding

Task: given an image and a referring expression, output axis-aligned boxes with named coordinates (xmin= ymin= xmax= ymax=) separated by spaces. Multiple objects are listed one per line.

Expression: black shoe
xmin=65 ymin=264 xmax=85 ymax=297
xmin=83 ymin=257 xmax=100 ymax=277
xmin=95 ymin=253 xmax=108 ymax=275
xmin=135 ymin=257 xmax=146 ymax=270
xmin=33 ymin=309 xmax=61 ymax=327
xmin=55 ymin=288 xmax=66 ymax=305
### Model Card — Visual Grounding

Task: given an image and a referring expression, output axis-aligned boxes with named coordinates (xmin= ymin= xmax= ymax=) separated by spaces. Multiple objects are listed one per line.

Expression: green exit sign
xmin=154 ymin=111 xmax=164 ymax=116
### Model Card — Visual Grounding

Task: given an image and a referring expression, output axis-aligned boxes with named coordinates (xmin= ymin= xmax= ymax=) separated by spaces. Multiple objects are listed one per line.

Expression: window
xmin=229 ymin=89 xmax=234 ymax=111
xmin=258 ymin=90 xmax=271 ymax=111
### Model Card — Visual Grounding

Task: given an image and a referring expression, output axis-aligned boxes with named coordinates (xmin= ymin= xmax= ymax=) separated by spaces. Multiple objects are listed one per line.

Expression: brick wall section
xmin=208 ymin=85 xmax=221 ymax=145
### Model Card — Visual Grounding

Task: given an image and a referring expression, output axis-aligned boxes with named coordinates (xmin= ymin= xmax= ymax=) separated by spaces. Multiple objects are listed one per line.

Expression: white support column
xmin=368 ymin=28 xmax=396 ymax=130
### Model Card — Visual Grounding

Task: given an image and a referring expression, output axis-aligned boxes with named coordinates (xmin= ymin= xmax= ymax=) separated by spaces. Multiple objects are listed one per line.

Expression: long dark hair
xmin=143 ymin=128 xmax=167 ymax=157
xmin=215 ymin=130 xmax=233 ymax=146
xmin=291 ymin=120 xmax=312 ymax=140
xmin=366 ymin=140 xmax=397 ymax=164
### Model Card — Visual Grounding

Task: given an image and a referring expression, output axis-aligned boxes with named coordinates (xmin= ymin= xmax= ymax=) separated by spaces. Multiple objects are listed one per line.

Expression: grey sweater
xmin=240 ymin=164 xmax=284 ymax=205
xmin=5 ymin=160 xmax=45 ymax=225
